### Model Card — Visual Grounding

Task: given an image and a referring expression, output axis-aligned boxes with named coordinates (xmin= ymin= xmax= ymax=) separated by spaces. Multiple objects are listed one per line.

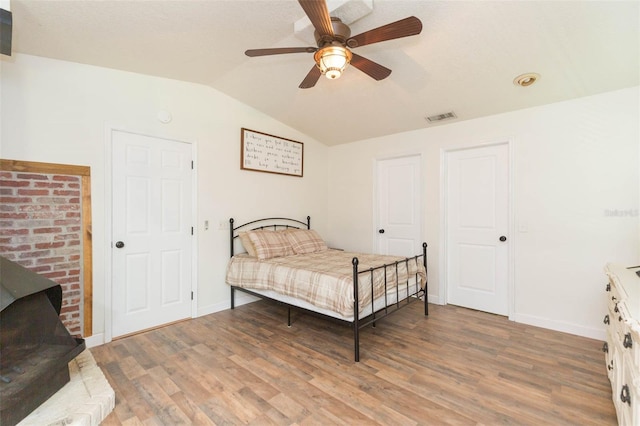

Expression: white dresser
xmin=604 ymin=263 xmax=640 ymax=425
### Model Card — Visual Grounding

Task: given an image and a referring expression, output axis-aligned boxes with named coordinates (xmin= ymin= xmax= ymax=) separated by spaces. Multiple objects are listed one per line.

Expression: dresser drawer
xmin=608 ymin=299 xmax=631 ymax=344
xmin=616 ymin=357 xmax=640 ymax=426
xmin=604 ymin=329 xmax=618 ymax=390
xmin=608 ymin=281 xmax=625 ymax=311
xmin=604 ymin=263 xmax=640 ymax=426
xmin=631 ymin=326 xmax=640 ymax=371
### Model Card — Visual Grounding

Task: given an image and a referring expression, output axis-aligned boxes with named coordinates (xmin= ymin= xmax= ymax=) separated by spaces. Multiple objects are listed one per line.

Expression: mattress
xmin=226 ymin=249 xmax=426 ymax=319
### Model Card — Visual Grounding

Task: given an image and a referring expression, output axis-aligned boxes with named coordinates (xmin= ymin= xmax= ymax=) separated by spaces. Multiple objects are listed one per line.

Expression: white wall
xmin=2 ymin=53 xmax=638 ymax=344
xmin=0 ymin=54 xmax=329 ymax=341
xmin=327 ymin=87 xmax=640 ymax=340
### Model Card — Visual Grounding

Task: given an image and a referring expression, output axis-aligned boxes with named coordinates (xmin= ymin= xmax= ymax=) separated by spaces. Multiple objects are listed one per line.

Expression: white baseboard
xmin=86 ymin=295 xmax=259 ymax=349
xmin=84 ymin=333 xmax=104 ymax=348
xmin=197 ymin=293 xmax=259 ymax=317
xmin=513 ymin=312 xmax=606 ymax=341
xmin=426 ymin=293 xmax=442 ymax=305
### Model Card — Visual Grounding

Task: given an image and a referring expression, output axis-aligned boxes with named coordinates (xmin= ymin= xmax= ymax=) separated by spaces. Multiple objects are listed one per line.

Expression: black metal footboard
xmin=352 ymin=242 xmax=428 ymax=361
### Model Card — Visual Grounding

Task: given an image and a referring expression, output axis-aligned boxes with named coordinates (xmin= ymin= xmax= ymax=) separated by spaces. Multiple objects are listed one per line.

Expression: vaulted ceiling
xmin=7 ymin=0 xmax=640 ymax=145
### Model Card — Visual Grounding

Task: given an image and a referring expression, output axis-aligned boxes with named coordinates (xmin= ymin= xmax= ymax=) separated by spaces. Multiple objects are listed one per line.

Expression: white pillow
xmin=285 ymin=229 xmax=328 ymax=254
xmin=246 ymin=230 xmax=294 ymax=260
xmin=238 ymin=232 xmax=257 ymax=257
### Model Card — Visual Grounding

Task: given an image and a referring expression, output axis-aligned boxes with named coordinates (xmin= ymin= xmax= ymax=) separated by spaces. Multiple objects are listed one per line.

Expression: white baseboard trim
xmin=426 ymin=293 xmax=442 ymax=305
xmin=197 ymin=293 xmax=259 ymax=317
xmin=86 ymin=295 xmax=259 ymax=349
xmin=513 ymin=313 xmax=606 ymax=341
xmin=84 ymin=333 xmax=105 ymax=348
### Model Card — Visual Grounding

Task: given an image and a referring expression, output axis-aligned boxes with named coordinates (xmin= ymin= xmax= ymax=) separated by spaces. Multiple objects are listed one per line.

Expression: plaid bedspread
xmin=225 ymin=249 xmax=427 ymax=317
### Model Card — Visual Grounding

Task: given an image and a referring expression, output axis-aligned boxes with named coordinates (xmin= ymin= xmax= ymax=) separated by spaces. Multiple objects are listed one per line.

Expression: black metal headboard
xmin=229 ymin=216 xmax=311 ymax=257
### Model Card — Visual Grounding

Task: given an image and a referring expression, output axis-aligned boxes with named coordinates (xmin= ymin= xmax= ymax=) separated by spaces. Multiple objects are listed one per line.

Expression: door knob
xmin=115 ymin=241 xmax=125 ymax=248
xmin=499 ymin=236 xmax=507 ymax=242
xmin=378 ymin=229 xmax=385 ymax=234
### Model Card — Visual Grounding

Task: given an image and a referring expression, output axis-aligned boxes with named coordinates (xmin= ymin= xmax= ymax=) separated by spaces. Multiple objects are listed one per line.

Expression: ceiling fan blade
xmin=245 ymin=47 xmax=316 ymax=57
xmin=347 ymin=16 xmax=422 ymax=48
xmin=298 ymin=0 xmax=334 ymax=37
xmin=350 ymin=53 xmax=392 ymax=81
xmin=299 ymin=66 xmax=322 ymax=89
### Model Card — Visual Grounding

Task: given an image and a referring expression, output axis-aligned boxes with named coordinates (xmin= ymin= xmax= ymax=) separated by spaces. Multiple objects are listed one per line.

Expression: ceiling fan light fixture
xmin=314 ymin=44 xmax=352 ymax=80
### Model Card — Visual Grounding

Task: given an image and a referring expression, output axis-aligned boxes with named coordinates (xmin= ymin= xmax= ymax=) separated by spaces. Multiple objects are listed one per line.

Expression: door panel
xmin=125 ymin=253 xmax=150 ymax=312
xmin=161 ymin=179 xmax=182 ymax=232
xmin=376 ymin=155 xmax=421 ymax=257
xmin=459 ymin=156 xmax=496 ymax=228
xmin=161 ymin=250 xmax=182 ymax=304
xmin=446 ymin=144 xmax=509 ymax=315
xmin=112 ymin=130 xmax=193 ymax=337
xmin=458 ymin=244 xmax=496 ymax=292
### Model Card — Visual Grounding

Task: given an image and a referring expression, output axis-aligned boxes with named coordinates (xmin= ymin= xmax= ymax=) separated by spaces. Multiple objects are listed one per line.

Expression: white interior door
xmin=112 ymin=130 xmax=193 ymax=337
xmin=376 ymin=155 xmax=422 ymax=257
xmin=446 ymin=144 xmax=509 ymax=316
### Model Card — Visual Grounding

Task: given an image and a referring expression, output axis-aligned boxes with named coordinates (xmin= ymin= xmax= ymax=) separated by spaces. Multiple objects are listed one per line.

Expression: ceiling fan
xmin=245 ymin=0 xmax=422 ymax=89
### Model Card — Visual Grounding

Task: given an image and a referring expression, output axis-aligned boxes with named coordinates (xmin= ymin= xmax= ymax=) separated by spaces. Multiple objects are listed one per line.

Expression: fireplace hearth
xmin=0 ymin=256 xmax=86 ymax=426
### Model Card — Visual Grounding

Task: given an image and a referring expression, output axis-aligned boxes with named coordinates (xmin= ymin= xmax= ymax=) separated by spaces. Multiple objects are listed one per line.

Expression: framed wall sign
xmin=241 ymin=128 xmax=304 ymax=177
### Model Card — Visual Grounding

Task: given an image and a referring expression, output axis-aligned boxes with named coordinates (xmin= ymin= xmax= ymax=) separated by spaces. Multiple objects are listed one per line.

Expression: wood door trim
xmin=0 ymin=159 xmax=93 ymax=337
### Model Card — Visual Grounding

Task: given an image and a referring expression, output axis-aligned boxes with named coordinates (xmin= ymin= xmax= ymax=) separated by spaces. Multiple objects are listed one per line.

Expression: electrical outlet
xmin=204 ymin=220 xmax=209 ymax=230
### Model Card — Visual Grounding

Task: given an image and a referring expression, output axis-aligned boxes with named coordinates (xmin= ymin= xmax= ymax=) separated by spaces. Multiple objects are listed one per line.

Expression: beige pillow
xmin=285 ymin=229 xmax=328 ymax=254
xmin=238 ymin=232 xmax=257 ymax=257
xmin=246 ymin=229 xmax=294 ymax=260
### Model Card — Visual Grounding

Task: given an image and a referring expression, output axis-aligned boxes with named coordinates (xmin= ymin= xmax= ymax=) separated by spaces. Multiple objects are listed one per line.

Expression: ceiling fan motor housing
xmin=314 ymin=17 xmax=351 ymax=46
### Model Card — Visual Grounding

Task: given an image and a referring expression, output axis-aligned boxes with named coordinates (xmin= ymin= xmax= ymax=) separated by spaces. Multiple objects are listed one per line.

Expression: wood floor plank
xmin=91 ymin=302 xmax=617 ymax=425
xmin=169 ymin=392 xmax=215 ymax=425
xmin=120 ymin=417 xmax=144 ymax=426
xmin=101 ymin=361 xmax=157 ymax=423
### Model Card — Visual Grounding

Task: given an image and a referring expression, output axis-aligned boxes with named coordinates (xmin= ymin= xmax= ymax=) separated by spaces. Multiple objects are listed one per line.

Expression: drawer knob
xmin=621 ymin=385 xmax=631 ymax=405
xmin=603 ymin=315 xmax=610 ymax=325
xmin=623 ymin=333 xmax=633 ymax=349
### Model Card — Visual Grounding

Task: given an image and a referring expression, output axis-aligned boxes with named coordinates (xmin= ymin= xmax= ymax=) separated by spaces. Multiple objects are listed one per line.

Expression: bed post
xmin=230 ymin=218 xmax=235 ymax=309
xmin=306 ymin=216 xmax=311 ymax=230
xmin=352 ymin=257 xmax=360 ymax=362
xmin=423 ymin=242 xmax=428 ymax=316
xmin=231 ymin=286 xmax=236 ymax=309
xmin=229 ymin=218 xmax=235 ymax=257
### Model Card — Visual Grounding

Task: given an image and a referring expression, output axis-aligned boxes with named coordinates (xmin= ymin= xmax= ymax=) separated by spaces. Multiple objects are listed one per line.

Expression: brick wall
xmin=0 ymin=171 xmax=84 ymax=336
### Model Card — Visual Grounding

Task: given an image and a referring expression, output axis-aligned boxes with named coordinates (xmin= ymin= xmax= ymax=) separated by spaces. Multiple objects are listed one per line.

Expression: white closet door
xmin=112 ymin=130 xmax=193 ymax=337
xmin=376 ymin=155 xmax=422 ymax=257
xmin=446 ymin=144 xmax=509 ymax=315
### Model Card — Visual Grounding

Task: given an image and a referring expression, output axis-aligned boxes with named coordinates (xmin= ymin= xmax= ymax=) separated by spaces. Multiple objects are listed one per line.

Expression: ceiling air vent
xmin=425 ymin=112 xmax=457 ymax=123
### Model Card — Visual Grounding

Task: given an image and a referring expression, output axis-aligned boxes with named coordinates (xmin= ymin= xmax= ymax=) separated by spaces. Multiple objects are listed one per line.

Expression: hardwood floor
xmin=91 ymin=301 xmax=617 ymax=425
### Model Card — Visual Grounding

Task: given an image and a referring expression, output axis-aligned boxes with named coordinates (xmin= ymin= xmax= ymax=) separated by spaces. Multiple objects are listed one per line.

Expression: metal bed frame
xmin=228 ymin=216 xmax=428 ymax=362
